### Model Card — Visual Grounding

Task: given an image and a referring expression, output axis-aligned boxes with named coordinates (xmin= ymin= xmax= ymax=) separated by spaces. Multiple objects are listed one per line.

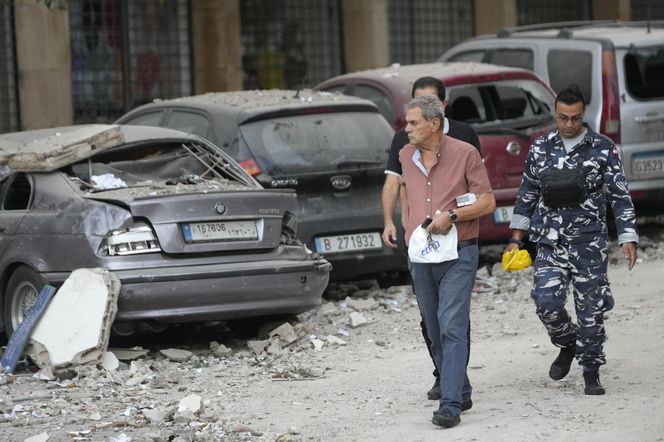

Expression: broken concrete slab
xmin=160 ymin=348 xmax=193 ymax=362
xmin=268 ymin=322 xmax=298 ymax=345
xmin=0 ymin=125 xmax=124 ymax=172
xmin=247 ymin=339 xmax=269 ymax=354
xmin=27 ymin=268 xmax=121 ymax=370
xmin=345 ymin=297 xmax=379 ymax=311
xmin=210 ymin=341 xmax=233 ymax=357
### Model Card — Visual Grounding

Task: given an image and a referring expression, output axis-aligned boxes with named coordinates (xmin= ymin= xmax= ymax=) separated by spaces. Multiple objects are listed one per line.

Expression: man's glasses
xmin=556 ymin=114 xmax=584 ymax=124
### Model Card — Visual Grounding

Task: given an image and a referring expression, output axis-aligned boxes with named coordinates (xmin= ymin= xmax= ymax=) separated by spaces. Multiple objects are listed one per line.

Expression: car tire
xmin=3 ymin=266 xmax=45 ymax=337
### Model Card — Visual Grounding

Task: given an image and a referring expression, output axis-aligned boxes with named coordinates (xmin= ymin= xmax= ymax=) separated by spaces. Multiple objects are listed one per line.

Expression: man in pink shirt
xmin=400 ymin=95 xmax=495 ymax=428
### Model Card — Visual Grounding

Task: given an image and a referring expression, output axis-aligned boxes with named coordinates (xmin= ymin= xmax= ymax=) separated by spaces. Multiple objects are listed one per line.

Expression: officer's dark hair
xmin=555 ymin=87 xmax=586 ymax=109
xmin=412 ymin=76 xmax=446 ymax=101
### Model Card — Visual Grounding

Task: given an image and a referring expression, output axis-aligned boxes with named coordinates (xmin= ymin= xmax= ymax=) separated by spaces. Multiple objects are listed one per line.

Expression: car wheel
xmin=3 ymin=266 xmax=45 ymax=337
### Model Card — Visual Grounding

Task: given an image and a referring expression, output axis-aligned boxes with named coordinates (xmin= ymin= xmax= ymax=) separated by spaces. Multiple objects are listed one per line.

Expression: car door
xmin=447 ymin=77 xmax=556 ymax=238
xmin=617 ymin=44 xmax=664 ymax=187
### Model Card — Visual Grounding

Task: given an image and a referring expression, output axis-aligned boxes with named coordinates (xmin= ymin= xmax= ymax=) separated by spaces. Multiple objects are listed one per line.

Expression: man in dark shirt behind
xmin=381 ymin=76 xmax=481 ymax=403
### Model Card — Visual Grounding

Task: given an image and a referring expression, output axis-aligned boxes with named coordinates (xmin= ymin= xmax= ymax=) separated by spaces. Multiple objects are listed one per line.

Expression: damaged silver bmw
xmin=0 ymin=124 xmax=331 ymax=336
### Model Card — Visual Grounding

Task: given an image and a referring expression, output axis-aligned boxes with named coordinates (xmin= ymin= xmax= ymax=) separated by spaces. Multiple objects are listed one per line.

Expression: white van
xmin=440 ymin=21 xmax=664 ymax=209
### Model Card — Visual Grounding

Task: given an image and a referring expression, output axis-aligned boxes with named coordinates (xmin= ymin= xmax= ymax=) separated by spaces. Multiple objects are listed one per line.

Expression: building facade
xmin=1 ymin=0 xmax=661 ymax=133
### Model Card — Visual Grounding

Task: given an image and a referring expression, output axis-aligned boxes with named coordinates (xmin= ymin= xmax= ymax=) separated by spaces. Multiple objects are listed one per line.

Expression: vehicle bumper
xmin=319 ymin=246 xmax=408 ymax=282
xmin=41 ymin=258 xmax=331 ymax=322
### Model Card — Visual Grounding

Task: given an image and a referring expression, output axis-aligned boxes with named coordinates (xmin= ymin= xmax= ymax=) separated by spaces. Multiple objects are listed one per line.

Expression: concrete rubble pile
xmin=1 ymin=236 xmax=661 ymax=440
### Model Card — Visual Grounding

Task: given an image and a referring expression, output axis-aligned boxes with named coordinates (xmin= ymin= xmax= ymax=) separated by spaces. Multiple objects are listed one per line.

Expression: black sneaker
xmin=549 ymin=345 xmax=576 ymax=380
xmin=583 ymin=370 xmax=606 ymax=395
xmin=427 ymin=378 xmax=441 ymax=400
xmin=432 ymin=407 xmax=460 ymax=428
xmin=433 ymin=398 xmax=472 ymax=416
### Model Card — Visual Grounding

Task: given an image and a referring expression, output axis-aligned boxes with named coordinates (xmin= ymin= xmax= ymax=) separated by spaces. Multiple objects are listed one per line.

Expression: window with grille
xmin=69 ymin=0 xmax=192 ymax=124
xmin=388 ymin=0 xmax=474 ymax=65
xmin=631 ymin=0 xmax=664 ymax=20
xmin=0 ymin=2 xmax=19 ymax=134
xmin=516 ymin=0 xmax=591 ymax=26
xmin=240 ymin=0 xmax=343 ymax=90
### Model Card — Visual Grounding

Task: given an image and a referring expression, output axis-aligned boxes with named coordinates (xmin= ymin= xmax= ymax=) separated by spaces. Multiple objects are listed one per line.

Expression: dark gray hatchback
xmin=0 ymin=124 xmax=331 ymax=336
xmin=117 ymin=91 xmax=405 ymax=282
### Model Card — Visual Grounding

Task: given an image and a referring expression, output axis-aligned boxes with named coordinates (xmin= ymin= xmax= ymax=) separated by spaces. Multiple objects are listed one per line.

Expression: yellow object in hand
xmin=502 ymin=248 xmax=532 ymax=272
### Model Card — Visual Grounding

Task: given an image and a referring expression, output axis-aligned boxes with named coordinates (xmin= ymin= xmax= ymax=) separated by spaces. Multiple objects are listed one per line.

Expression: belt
xmin=457 ymin=238 xmax=478 ymax=250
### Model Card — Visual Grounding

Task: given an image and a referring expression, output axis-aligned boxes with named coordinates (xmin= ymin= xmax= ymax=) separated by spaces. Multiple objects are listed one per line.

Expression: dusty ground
xmin=1 ymin=235 xmax=663 ymax=442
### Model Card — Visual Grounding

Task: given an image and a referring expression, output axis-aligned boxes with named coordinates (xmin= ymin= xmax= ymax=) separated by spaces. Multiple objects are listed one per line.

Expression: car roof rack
xmin=497 ymin=20 xmax=618 ymax=37
xmin=497 ymin=20 xmax=664 ymax=38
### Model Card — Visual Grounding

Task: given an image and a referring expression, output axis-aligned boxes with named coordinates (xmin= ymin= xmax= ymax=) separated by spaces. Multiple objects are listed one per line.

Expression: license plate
xmin=182 ymin=220 xmax=258 ymax=242
xmin=493 ymin=206 xmax=513 ymax=224
xmin=633 ymin=154 xmax=664 ymax=177
xmin=314 ymin=232 xmax=382 ymax=254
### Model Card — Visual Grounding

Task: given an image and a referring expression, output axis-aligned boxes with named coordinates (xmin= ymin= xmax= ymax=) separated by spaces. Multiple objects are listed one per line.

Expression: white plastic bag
xmin=408 ymin=224 xmax=459 ymax=264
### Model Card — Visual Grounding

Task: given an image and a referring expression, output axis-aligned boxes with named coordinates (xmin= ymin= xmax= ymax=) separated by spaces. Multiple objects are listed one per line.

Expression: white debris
xmin=101 ymin=351 xmax=119 ymax=371
xmin=24 ymin=432 xmax=49 ymax=442
xmin=91 ymin=173 xmax=127 ymax=190
xmin=177 ymin=394 xmax=202 ymax=415
xmin=349 ymin=312 xmax=369 ymax=328
xmin=28 ymin=268 xmax=120 ymax=370
xmin=109 ymin=433 xmax=132 ymax=442
xmin=325 ymin=335 xmax=347 ymax=346
xmin=310 ymin=339 xmax=325 ymax=351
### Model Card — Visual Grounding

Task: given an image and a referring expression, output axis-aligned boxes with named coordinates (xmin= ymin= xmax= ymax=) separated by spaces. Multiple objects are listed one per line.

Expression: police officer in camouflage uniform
xmin=505 ymin=88 xmax=638 ymax=395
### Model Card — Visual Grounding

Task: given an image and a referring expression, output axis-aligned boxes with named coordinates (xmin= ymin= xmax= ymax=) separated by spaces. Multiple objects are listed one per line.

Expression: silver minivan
xmin=439 ymin=21 xmax=664 ymax=209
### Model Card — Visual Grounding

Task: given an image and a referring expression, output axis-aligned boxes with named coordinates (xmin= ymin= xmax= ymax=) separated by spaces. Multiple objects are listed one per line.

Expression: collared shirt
xmin=384 ymin=118 xmax=481 ymax=176
xmin=510 ymin=125 xmax=639 ymax=245
xmin=399 ymin=135 xmax=492 ymax=244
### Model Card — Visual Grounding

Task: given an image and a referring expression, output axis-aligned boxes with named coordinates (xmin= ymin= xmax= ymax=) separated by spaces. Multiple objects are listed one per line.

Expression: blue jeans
xmin=409 ymin=245 xmax=478 ymax=415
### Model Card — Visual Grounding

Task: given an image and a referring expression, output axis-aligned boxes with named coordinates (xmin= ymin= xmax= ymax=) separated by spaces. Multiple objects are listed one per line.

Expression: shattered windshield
xmin=67 ymin=141 xmax=256 ymax=192
xmin=238 ymin=111 xmax=393 ymax=175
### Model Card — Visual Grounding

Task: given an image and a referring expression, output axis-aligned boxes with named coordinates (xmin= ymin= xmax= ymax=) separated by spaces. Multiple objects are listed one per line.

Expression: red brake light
xmin=239 ymin=159 xmax=262 ymax=177
xmin=600 ymin=49 xmax=621 ymax=144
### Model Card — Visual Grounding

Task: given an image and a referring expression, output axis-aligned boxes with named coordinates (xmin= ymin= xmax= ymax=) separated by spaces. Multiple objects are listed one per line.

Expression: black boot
xmin=549 ymin=345 xmax=576 ymax=380
xmin=583 ymin=370 xmax=606 ymax=395
xmin=427 ymin=377 xmax=441 ymax=400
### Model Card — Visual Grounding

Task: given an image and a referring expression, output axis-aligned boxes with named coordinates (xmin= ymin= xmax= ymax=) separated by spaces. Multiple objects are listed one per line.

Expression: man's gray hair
xmin=405 ymin=95 xmax=445 ymax=130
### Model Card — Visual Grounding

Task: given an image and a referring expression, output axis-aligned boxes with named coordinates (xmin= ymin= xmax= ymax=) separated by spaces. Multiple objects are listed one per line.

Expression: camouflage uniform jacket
xmin=510 ymin=125 xmax=639 ymax=246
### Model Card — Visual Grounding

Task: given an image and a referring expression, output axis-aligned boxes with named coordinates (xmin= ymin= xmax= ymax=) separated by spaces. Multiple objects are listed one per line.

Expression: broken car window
xmin=68 ymin=141 xmax=255 ymax=191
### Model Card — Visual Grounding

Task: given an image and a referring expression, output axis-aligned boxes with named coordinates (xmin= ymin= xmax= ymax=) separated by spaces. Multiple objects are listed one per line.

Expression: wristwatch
xmin=448 ymin=209 xmax=458 ymax=224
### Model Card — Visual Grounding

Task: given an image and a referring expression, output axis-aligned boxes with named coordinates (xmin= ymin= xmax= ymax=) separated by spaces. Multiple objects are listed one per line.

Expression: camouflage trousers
xmin=532 ymin=237 xmax=614 ymax=368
